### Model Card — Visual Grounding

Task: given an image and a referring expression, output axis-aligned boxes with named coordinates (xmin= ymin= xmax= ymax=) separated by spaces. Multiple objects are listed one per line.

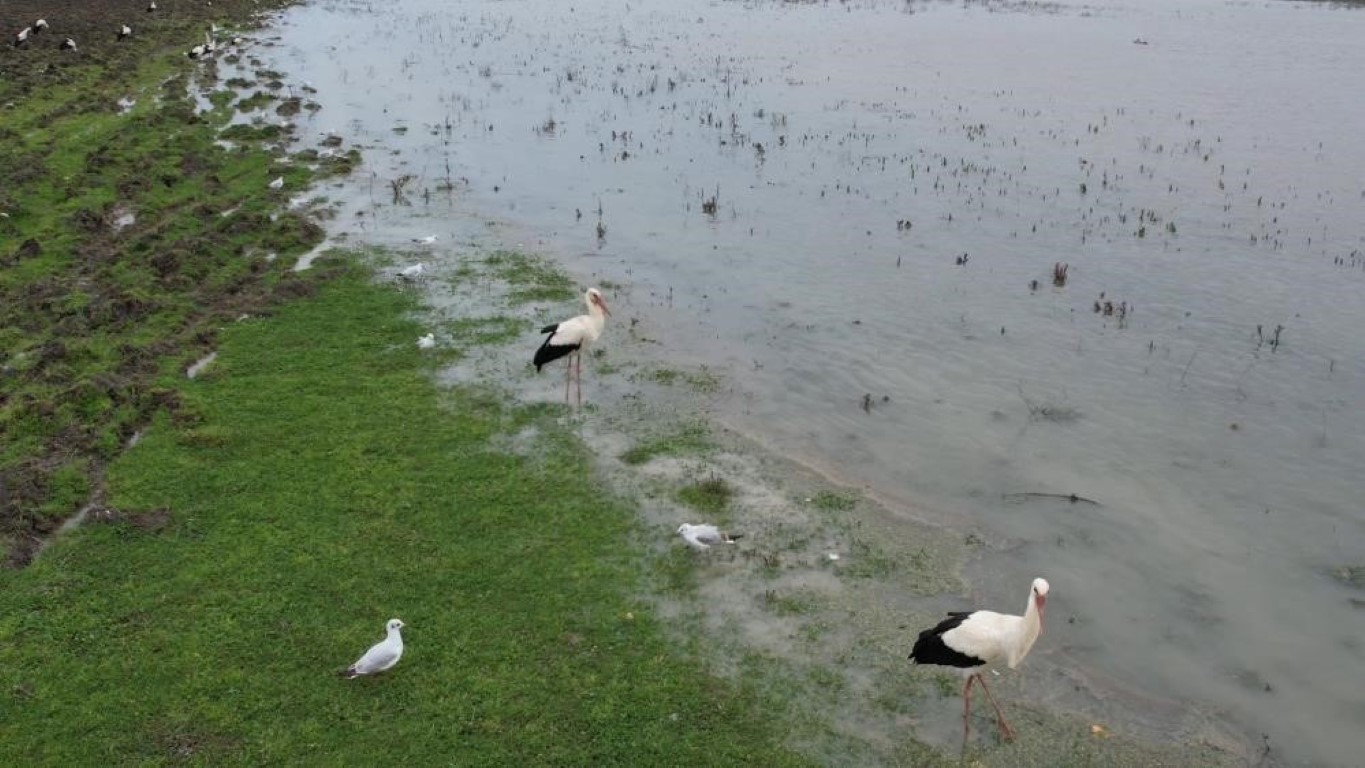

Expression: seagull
xmin=59 ymin=37 xmax=77 ymax=52
xmin=268 ymin=176 xmax=284 ymax=190
xmin=396 ymin=262 xmax=425 ymax=280
xmin=117 ymin=25 xmax=132 ymax=41
xmin=533 ymin=287 xmax=610 ymax=406
xmin=677 ymin=523 xmax=743 ymax=551
xmin=909 ymin=577 xmax=1050 ymax=751
xmin=411 ymin=235 xmax=438 ymax=245
xmin=340 ymin=618 xmax=405 ymax=678
xmin=13 ymin=27 xmax=31 ymax=47
xmin=416 ymin=333 xmax=436 ymax=349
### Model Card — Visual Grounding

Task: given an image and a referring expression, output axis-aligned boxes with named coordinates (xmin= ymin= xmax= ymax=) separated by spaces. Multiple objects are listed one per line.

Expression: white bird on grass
xmin=59 ymin=37 xmax=77 ymax=52
xmin=268 ymin=176 xmax=284 ymax=190
xmin=340 ymin=618 xmax=405 ymax=679
xmin=147 ymin=1 xmax=158 ymax=12
xmin=533 ymin=287 xmax=610 ymax=407
xmin=416 ymin=333 xmax=436 ymax=350
xmin=13 ymin=27 xmax=31 ymax=47
xmin=909 ymin=577 xmax=1050 ymax=751
xmin=396 ymin=262 xmax=425 ymax=280
xmin=34 ymin=19 xmax=49 ymax=32
xmin=677 ymin=523 xmax=743 ymax=551
xmin=117 ymin=25 xmax=132 ymax=42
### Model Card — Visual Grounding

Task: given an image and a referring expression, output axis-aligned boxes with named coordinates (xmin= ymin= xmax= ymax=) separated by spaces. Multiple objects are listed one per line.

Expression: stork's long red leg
xmin=961 ymin=674 xmax=976 ymax=753
xmin=564 ymin=354 xmax=572 ymax=404
xmin=575 ymin=351 xmax=582 ymax=408
xmin=975 ymin=674 xmax=1016 ymax=742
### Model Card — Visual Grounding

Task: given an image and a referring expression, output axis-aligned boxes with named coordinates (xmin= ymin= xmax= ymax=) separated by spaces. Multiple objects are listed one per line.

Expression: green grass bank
xmin=0 ymin=260 xmax=809 ymax=765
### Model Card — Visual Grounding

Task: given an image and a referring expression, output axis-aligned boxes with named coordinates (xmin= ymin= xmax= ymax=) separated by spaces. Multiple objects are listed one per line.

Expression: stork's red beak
xmin=1036 ymin=593 xmax=1047 ymax=613
xmin=596 ymin=295 xmax=611 ymax=316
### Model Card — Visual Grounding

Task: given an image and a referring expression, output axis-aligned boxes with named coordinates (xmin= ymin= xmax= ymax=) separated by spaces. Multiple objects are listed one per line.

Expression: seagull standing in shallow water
xmin=677 ymin=523 xmax=743 ymax=551
xmin=341 ymin=619 xmax=405 ymax=678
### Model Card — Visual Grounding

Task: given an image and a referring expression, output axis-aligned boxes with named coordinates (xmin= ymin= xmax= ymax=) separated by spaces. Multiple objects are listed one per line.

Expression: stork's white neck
xmin=1003 ymin=590 xmax=1043 ymax=668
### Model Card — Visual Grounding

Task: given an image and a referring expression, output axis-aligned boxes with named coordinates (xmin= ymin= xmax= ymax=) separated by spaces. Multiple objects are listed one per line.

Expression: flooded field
xmin=264 ymin=0 xmax=1364 ymax=764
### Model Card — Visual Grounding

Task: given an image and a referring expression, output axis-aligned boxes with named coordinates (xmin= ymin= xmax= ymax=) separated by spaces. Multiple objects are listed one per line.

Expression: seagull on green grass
xmin=340 ymin=618 xmax=405 ymax=679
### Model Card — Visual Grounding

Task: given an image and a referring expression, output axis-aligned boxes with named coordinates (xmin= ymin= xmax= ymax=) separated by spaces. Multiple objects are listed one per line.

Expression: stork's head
xmin=586 ymin=287 xmax=610 ymax=316
xmin=386 ymin=618 xmax=405 ymax=632
xmin=1031 ymin=578 xmax=1049 ymax=614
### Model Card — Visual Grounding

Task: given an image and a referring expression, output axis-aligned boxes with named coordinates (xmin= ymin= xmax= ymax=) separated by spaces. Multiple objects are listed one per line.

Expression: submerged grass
xmin=620 ymin=421 xmax=714 ymax=466
xmin=0 ymin=263 xmax=808 ymax=766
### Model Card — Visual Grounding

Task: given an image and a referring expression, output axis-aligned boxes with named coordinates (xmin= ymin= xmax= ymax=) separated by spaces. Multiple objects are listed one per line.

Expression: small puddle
xmin=186 ymin=351 xmax=218 ymax=379
xmin=293 ymin=242 xmax=330 ymax=271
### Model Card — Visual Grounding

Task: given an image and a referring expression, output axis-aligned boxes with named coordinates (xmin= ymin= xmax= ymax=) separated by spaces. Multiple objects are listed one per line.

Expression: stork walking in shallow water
xmin=909 ymin=577 xmax=1049 ymax=751
xmin=533 ymin=287 xmax=610 ymax=406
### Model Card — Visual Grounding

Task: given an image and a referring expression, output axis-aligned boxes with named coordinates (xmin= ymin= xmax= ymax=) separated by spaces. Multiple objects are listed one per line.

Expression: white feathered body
xmin=677 ymin=523 xmax=740 ymax=550
xmin=940 ymin=610 xmax=1039 ymax=672
xmin=533 ymin=290 xmax=608 ymax=371
xmin=343 ymin=622 xmax=404 ymax=678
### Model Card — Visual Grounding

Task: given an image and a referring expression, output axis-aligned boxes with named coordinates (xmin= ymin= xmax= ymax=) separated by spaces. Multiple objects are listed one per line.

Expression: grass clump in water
xmin=620 ymin=421 xmax=713 ymax=465
xmin=676 ymin=476 xmax=733 ymax=517
xmin=482 ymin=250 xmax=577 ymax=304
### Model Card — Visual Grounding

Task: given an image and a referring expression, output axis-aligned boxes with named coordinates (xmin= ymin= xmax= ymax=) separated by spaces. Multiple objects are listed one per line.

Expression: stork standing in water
xmin=533 ymin=287 xmax=610 ymax=406
xmin=909 ymin=577 xmax=1049 ymax=751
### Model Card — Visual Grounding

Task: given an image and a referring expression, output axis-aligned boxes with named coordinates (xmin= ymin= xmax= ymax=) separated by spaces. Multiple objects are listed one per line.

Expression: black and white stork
xmin=14 ymin=27 xmax=32 ymax=47
xmin=33 ymin=19 xmax=49 ymax=33
xmin=117 ymin=25 xmax=132 ymax=42
xmin=59 ymin=37 xmax=77 ymax=52
xmin=909 ymin=577 xmax=1049 ymax=750
xmin=533 ymin=287 xmax=610 ymax=406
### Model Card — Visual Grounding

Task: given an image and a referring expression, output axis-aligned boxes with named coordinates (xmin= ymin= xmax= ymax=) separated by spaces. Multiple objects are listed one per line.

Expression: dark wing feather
xmin=533 ymin=331 xmax=578 ymax=371
xmin=908 ymin=611 xmax=986 ymax=668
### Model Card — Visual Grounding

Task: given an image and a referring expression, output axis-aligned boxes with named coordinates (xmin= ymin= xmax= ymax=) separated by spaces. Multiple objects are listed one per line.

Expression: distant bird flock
xmin=9 ymin=10 xmax=245 ymax=59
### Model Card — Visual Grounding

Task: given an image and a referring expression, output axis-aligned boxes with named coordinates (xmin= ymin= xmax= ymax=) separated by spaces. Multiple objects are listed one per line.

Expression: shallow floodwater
xmin=267 ymin=0 xmax=1365 ymax=764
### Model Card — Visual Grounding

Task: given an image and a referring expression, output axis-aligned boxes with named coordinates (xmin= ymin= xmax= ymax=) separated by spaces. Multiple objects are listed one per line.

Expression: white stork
xmin=117 ymin=25 xmax=132 ymax=42
xmin=340 ymin=618 xmax=405 ymax=678
xmin=14 ymin=27 xmax=32 ymax=47
xmin=33 ymin=19 xmax=49 ymax=32
xmin=59 ymin=37 xmax=77 ymax=52
xmin=909 ymin=577 xmax=1049 ymax=750
xmin=677 ymin=523 xmax=743 ymax=551
xmin=147 ymin=1 xmax=158 ymax=12
xmin=533 ymin=287 xmax=610 ymax=406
